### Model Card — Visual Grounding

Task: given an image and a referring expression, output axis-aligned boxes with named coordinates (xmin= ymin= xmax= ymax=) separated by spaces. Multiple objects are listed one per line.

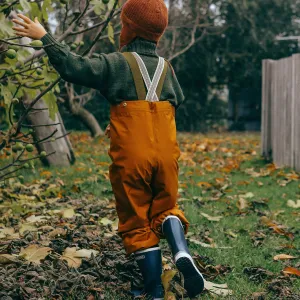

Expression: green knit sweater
xmin=41 ymin=34 xmax=184 ymax=108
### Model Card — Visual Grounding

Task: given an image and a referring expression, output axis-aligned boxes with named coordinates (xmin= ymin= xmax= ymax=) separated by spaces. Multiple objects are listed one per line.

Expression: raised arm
xmin=12 ymin=14 xmax=109 ymax=91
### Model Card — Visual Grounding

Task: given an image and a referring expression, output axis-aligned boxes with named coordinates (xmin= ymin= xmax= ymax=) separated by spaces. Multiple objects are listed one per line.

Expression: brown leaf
xmin=252 ymin=292 xmax=267 ymax=299
xmin=282 ymin=266 xmax=300 ymax=277
xmin=48 ymin=228 xmax=67 ymax=238
xmin=162 ymin=269 xmax=177 ymax=293
xmin=19 ymin=244 xmax=52 ymax=264
xmin=273 ymin=254 xmax=297 ymax=261
xmin=0 ymin=254 xmax=18 ymax=264
xmin=60 ymin=248 xmax=82 ymax=268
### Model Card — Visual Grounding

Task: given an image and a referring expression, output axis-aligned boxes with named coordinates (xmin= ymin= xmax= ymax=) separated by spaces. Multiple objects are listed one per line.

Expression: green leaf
xmin=0 ymin=14 xmax=14 ymax=38
xmin=108 ymin=22 xmax=115 ymax=45
xmin=29 ymin=2 xmax=42 ymax=20
xmin=42 ymin=0 xmax=53 ymax=21
xmin=20 ymin=0 xmax=31 ymax=11
xmin=43 ymin=91 xmax=58 ymax=121
xmin=91 ymin=0 xmax=105 ymax=15
xmin=0 ymin=84 xmax=13 ymax=106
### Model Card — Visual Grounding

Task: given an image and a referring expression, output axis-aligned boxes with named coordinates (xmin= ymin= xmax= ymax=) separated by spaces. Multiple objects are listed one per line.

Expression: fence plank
xmin=261 ymin=60 xmax=273 ymax=159
xmin=262 ymin=54 xmax=300 ymax=171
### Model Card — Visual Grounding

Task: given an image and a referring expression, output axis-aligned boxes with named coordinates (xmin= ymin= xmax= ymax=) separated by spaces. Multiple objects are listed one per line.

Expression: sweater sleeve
xmin=41 ymin=33 xmax=109 ymax=92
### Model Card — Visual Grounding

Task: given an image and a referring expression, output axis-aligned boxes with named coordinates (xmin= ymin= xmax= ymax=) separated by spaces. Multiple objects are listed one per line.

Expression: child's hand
xmin=105 ymin=124 xmax=111 ymax=138
xmin=12 ymin=14 xmax=47 ymax=40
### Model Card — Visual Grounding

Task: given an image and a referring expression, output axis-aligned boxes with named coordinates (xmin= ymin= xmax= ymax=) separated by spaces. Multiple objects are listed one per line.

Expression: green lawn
xmin=1 ymin=132 xmax=299 ymax=299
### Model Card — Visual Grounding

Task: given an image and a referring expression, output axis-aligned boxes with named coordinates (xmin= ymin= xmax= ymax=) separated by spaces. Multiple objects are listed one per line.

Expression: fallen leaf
xmin=62 ymin=208 xmax=75 ymax=219
xmin=282 ymin=266 xmax=300 ymax=277
xmin=100 ymin=217 xmax=113 ymax=225
xmin=26 ymin=215 xmax=50 ymax=223
xmin=0 ymin=254 xmax=18 ymax=264
xmin=238 ymin=198 xmax=248 ymax=211
xmin=60 ymin=247 xmax=82 ymax=268
xmin=273 ymin=254 xmax=297 ymax=261
xmin=252 ymin=292 xmax=267 ymax=299
xmin=19 ymin=223 xmax=38 ymax=235
xmin=0 ymin=227 xmax=20 ymax=240
xmin=162 ymin=269 xmax=177 ymax=292
xmin=201 ymin=212 xmax=223 ymax=222
xmin=73 ymin=249 xmax=99 ymax=258
xmin=189 ymin=238 xmax=232 ymax=249
xmin=244 ymin=192 xmax=254 ymax=198
xmin=48 ymin=228 xmax=67 ymax=238
xmin=204 ymin=280 xmax=233 ymax=296
xmin=287 ymin=200 xmax=300 ymax=208
xmin=19 ymin=244 xmax=52 ymax=264
xmin=197 ymin=182 xmax=212 ymax=188
xmin=164 ymin=291 xmax=176 ymax=300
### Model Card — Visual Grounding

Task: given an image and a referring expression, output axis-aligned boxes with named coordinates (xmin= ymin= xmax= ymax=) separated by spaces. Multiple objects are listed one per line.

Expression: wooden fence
xmin=261 ymin=54 xmax=300 ymax=170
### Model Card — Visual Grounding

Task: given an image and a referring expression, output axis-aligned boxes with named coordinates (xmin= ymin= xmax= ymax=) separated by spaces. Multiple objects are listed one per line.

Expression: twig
xmin=0 ymin=39 xmax=55 ymax=49
xmin=0 ymin=149 xmax=25 ymax=172
xmin=18 ymin=151 xmax=56 ymax=163
xmin=70 ymin=9 xmax=121 ymax=35
xmin=82 ymin=0 xmax=119 ymax=56
xmin=16 ymin=77 xmax=61 ymax=134
xmin=22 ymin=123 xmax=61 ymax=128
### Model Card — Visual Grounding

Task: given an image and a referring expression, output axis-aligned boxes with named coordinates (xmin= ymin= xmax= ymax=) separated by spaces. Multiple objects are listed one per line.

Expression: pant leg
xmin=109 ymin=102 xmax=160 ymax=255
xmin=110 ymin=162 xmax=159 ymax=255
xmin=149 ymin=102 xmax=189 ymax=237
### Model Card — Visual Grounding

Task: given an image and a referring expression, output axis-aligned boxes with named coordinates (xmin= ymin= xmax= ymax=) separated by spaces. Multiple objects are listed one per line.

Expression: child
xmin=13 ymin=0 xmax=205 ymax=298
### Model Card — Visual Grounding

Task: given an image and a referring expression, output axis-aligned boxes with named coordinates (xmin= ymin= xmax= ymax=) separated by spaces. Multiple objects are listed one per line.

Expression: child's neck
xmin=121 ymin=38 xmax=158 ymax=57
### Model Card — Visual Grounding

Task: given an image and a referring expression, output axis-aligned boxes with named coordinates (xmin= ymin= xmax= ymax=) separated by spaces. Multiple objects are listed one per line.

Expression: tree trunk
xmin=65 ymin=83 xmax=104 ymax=137
xmin=26 ymin=100 xmax=75 ymax=167
xmin=72 ymin=106 xmax=104 ymax=137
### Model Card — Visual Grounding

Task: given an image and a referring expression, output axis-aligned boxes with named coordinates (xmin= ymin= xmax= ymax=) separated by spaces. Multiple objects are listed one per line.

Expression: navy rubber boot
xmin=162 ymin=216 xmax=205 ymax=298
xmin=135 ymin=247 xmax=164 ymax=300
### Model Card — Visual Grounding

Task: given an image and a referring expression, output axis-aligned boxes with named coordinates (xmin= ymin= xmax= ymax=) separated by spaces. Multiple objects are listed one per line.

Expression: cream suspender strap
xmin=132 ymin=52 xmax=165 ymax=102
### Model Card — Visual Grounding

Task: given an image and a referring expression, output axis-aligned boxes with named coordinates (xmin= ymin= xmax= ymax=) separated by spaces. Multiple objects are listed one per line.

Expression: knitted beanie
xmin=120 ymin=0 xmax=168 ymax=49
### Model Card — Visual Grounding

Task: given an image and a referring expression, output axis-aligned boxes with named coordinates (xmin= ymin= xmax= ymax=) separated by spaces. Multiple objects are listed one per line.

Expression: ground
xmin=0 ymin=132 xmax=299 ymax=299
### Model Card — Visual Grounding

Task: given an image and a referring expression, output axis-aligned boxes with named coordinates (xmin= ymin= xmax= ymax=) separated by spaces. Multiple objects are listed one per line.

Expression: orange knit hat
xmin=120 ymin=0 xmax=168 ymax=49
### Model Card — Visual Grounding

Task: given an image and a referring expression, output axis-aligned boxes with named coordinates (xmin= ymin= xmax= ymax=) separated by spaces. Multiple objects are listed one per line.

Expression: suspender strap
xmin=122 ymin=52 xmax=168 ymax=101
xmin=156 ymin=60 xmax=168 ymax=100
xmin=122 ymin=52 xmax=147 ymax=100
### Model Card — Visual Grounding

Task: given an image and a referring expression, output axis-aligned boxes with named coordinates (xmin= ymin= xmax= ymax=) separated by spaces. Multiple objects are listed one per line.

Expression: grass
xmin=2 ymin=132 xmax=299 ymax=299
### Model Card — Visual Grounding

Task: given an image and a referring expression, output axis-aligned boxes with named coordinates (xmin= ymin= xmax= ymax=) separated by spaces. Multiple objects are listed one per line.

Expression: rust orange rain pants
xmin=108 ymin=54 xmax=189 ymax=255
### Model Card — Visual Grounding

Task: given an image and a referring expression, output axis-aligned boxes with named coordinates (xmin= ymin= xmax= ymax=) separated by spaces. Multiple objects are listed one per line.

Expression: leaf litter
xmin=1 ymin=133 xmax=300 ymax=299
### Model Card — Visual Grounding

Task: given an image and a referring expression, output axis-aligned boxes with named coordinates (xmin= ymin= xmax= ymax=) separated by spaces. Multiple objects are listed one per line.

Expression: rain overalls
xmin=109 ymin=52 xmax=189 ymax=254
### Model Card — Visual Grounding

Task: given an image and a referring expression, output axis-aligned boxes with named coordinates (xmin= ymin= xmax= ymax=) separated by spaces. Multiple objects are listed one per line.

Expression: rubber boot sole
xmin=175 ymin=253 xmax=205 ymax=298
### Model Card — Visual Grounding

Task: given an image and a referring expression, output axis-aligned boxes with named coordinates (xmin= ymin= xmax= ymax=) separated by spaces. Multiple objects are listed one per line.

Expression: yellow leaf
xmin=62 ymin=208 xmax=75 ymax=219
xmin=287 ymin=200 xmax=300 ymax=208
xmin=189 ymin=238 xmax=232 ymax=249
xmin=162 ymin=269 xmax=177 ymax=292
xmin=0 ymin=254 xmax=18 ymax=264
xmin=60 ymin=247 xmax=82 ymax=268
xmin=19 ymin=223 xmax=38 ymax=235
xmin=100 ymin=217 xmax=113 ymax=225
xmin=201 ymin=212 xmax=223 ymax=222
xmin=19 ymin=244 xmax=52 ymax=264
xmin=273 ymin=254 xmax=297 ymax=261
